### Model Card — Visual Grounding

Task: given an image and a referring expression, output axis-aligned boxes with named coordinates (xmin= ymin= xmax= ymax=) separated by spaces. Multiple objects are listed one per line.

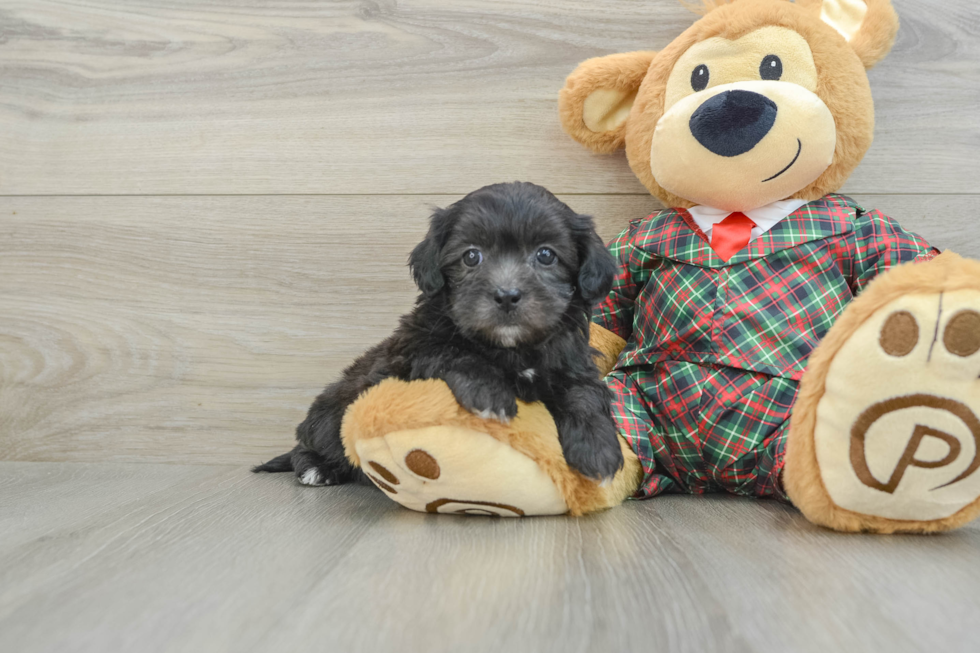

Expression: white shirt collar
xmin=686 ymin=199 xmax=809 ymax=242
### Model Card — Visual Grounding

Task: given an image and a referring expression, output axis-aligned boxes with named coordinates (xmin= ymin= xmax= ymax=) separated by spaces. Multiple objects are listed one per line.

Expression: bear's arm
xmin=837 ymin=208 xmax=940 ymax=295
xmin=591 ymin=221 xmax=643 ymax=342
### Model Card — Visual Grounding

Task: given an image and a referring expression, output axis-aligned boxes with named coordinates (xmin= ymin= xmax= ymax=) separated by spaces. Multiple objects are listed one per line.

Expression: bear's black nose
xmin=689 ymin=90 xmax=777 ymax=157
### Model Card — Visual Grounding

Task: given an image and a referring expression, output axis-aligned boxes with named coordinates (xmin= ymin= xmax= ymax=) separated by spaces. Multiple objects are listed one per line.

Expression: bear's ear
xmin=799 ymin=0 xmax=899 ymax=68
xmin=558 ymin=51 xmax=657 ymax=154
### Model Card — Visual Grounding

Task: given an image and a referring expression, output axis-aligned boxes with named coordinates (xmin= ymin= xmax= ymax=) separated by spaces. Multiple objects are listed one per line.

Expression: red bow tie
xmin=710 ymin=212 xmax=756 ymax=261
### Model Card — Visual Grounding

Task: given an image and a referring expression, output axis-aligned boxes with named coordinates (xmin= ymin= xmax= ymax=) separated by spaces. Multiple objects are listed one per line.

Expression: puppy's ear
xmin=570 ymin=213 xmax=617 ymax=304
xmin=409 ymin=206 xmax=457 ymax=295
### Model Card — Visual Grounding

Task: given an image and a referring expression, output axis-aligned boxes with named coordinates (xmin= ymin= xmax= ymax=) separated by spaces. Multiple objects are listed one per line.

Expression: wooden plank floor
xmin=3 ymin=1 xmax=980 ymax=651
xmin=1 ymin=461 xmax=979 ymax=653
xmin=1 ymin=0 xmax=977 ymax=195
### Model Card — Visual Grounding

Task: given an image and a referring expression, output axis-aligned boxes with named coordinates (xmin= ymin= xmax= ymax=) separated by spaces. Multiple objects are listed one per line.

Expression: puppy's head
xmin=409 ymin=182 xmax=615 ymax=348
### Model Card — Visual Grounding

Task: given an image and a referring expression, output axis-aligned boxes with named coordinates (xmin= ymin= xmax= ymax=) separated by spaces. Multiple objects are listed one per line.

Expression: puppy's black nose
xmin=494 ymin=288 xmax=522 ymax=312
xmin=689 ymin=90 xmax=777 ymax=157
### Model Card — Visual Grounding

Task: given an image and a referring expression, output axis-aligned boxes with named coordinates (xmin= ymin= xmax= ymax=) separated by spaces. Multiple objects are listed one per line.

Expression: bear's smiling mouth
xmin=762 ymin=138 xmax=802 ymax=182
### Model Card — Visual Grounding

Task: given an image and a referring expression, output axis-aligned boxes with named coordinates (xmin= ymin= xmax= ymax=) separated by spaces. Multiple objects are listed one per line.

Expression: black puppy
xmin=254 ymin=181 xmax=624 ymax=486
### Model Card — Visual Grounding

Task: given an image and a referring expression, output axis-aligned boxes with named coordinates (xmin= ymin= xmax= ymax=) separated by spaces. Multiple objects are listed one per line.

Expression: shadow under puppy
xmin=254 ymin=181 xmax=624 ymax=486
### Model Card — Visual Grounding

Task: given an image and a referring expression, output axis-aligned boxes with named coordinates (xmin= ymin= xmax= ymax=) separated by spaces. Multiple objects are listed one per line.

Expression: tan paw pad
xmin=354 ymin=426 xmax=569 ymax=517
xmin=814 ymin=290 xmax=980 ymax=522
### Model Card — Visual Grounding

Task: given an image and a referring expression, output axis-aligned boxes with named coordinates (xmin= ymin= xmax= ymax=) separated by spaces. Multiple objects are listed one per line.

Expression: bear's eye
xmin=462 ymin=249 xmax=483 ymax=267
xmin=536 ymin=247 xmax=557 ymax=265
xmin=691 ymin=64 xmax=709 ymax=92
xmin=760 ymin=54 xmax=782 ymax=81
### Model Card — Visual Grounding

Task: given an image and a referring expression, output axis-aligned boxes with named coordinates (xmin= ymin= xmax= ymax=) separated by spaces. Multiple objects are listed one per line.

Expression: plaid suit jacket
xmin=594 ymin=194 xmax=938 ymax=382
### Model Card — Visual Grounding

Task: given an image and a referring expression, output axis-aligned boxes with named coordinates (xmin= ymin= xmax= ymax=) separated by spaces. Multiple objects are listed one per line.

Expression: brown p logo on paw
xmin=812 ymin=289 xmax=980 ymax=522
xmin=424 ymin=499 xmax=525 ymax=516
xmin=850 ymin=395 xmax=980 ymax=494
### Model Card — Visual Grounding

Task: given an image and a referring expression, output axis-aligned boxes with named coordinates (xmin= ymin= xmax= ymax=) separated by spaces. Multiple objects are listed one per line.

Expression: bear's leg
xmin=785 ymin=253 xmax=980 ymax=533
xmin=340 ymin=378 xmax=642 ymax=516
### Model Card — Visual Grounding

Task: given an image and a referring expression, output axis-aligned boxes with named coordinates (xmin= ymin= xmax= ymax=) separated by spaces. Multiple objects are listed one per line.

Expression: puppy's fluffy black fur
xmin=254 ymin=181 xmax=623 ymax=486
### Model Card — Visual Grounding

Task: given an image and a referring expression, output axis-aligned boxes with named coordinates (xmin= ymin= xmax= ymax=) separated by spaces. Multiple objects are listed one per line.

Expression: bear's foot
xmin=787 ymin=252 xmax=980 ymax=533
xmin=340 ymin=378 xmax=642 ymax=516
xmin=352 ymin=425 xmax=568 ymax=516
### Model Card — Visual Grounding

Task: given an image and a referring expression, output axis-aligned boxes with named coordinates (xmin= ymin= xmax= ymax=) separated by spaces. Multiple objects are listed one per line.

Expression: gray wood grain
xmin=0 ymin=0 xmax=977 ymax=195
xmin=1 ymin=3 xmax=978 ymax=650
xmin=0 ymin=462 xmax=978 ymax=653
xmin=2 ymin=194 xmax=975 ymax=465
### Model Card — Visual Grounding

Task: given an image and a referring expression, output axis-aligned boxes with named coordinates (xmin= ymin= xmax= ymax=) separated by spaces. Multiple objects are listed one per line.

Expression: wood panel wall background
xmin=2 ymin=0 xmax=978 ymax=465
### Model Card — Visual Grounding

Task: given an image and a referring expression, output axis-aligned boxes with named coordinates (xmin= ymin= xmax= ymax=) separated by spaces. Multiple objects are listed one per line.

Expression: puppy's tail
xmin=252 ymin=448 xmax=296 ymax=473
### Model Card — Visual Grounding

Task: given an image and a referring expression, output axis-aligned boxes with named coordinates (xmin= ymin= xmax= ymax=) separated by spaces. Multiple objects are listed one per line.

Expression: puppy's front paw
xmin=445 ymin=372 xmax=518 ymax=423
xmin=474 ymin=407 xmax=517 ymax=423
xmin=296 ymin=464 xmax=344 ymax=487
xmin=560 ymin=414 xmax=624 ymax=482
xmin=462 ymin=390 xmax=519 ymax=423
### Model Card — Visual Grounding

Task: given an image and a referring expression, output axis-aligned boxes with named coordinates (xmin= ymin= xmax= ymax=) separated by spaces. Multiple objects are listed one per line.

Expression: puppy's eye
xmin=536 ymin=247 xmax=557 ymax=265
xmin=462 ymin=249 xmax=483 ymax=267
xmin=691 ymin=64 xmax=709 ymax=92
xmin=760 ymin=55 xmax=782 ymax=81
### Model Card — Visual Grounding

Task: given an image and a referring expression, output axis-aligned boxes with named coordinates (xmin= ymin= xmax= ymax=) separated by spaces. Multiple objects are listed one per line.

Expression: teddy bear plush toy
xmin=340 ymin=0 xmax=980 ymax=532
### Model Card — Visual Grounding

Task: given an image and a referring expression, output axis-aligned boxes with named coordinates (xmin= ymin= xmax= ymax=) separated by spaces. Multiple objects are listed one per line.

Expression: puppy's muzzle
xmin=494 ymin=287 xmax=523 ymax=313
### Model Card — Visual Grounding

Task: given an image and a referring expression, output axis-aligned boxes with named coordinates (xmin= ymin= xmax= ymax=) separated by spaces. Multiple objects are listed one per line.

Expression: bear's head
xmin=559 ymin=0 xmax=899 ymax=212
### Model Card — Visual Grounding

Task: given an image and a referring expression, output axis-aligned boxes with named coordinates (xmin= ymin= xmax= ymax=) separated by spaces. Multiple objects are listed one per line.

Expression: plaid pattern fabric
xmin=607 ymin=363 xmax=796 ymax=497
xmin=595 ymin=194 xmax=938 ymax=499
